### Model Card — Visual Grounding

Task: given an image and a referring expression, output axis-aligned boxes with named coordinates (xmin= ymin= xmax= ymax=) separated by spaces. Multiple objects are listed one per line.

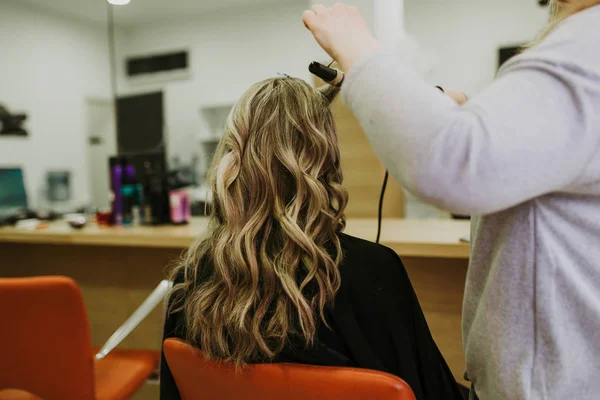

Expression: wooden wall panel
xmin=315 ymin=76 xmax=405 ymax=218
xmin=403 ymin=256 xmax=469 ymax=386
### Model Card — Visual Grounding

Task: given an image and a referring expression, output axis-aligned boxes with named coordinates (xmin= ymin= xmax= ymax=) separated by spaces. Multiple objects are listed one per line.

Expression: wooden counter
xmin=0 ymin=218 xmax=470 ymax=258
xmin=0 ymin=218 xmax=470 ymax=398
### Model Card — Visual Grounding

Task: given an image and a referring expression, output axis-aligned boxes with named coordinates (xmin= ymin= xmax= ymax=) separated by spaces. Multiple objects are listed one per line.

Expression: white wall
xmin=0 ymin=1 xmax=111 ymax=208
xmin=114 ymin=1 xmax=322 ymax=167
xmin=405 ymin=0 xmax=550 ymax=94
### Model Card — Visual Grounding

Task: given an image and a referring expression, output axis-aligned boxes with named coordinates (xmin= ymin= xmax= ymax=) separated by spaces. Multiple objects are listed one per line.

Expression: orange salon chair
xmin=163 ymin=338 xmax=417 ymax=400
xmin=0 ymin=276 xmax=168 ymax=400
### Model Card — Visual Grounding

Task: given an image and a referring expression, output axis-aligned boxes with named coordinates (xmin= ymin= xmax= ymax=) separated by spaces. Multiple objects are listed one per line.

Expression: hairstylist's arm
xmin=304 ymin=3 xmax=597 ymax=216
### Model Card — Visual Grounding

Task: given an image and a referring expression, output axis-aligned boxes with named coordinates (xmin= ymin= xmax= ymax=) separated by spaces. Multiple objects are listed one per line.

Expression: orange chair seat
xmin=94 ymin=349 xmax=159 ymax=400
xmin=164 ymin=338 xmax=416 ymax=400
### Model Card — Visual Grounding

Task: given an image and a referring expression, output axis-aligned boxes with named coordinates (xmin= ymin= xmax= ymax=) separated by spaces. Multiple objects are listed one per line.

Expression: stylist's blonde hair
xmin=533 ymin=0 xmax=600 ymax=44
xmin=168 ymin=77 xmax=348 ymax=365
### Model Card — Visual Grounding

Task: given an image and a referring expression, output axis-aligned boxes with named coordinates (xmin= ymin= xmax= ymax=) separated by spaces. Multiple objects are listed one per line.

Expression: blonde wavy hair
xmin=531 ymin=0 xmax=600 ymax=45
xmin=168 ymin=77 xmax=348 ymax=365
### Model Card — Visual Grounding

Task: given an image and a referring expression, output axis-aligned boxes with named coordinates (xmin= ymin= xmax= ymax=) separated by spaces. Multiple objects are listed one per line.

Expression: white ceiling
xmin=15 ymin=0 xmax=300 ymax=27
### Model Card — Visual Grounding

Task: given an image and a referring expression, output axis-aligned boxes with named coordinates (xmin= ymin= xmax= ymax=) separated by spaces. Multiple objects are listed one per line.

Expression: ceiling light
xmin=108 ymin=0 xmax=131 ymax=5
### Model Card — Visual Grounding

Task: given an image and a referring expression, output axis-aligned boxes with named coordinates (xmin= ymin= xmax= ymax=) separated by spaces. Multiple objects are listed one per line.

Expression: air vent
xmin=125 ymin=50 xmax=191 ymax=85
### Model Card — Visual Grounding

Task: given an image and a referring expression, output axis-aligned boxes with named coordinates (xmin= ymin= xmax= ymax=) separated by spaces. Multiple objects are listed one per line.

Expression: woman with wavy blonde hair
xmin=160 ymin=77 xmax=466 ymax=400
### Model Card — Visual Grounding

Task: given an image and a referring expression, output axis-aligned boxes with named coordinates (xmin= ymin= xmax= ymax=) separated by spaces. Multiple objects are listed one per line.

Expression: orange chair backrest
xmin=163 ymin=338 xmax=416 ymax=400
xmin=0 ymin=276 xmax=96 ymax=400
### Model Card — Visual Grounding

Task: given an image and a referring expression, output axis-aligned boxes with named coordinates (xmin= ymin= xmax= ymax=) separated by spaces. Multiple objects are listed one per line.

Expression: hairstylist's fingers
xmin=302 ymin=9 xmax=317 ymax=29
xmin=302 ymin=2 xmax=380 ymax=72
xmin=311 ymin=4 xmax=328 ymax=15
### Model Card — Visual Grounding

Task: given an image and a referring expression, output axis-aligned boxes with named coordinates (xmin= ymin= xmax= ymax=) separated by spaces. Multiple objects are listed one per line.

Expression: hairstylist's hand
xmin=446 ymin=90 xmax=468 ymax=105
xmin=436 ymin=86 xmax=468 ymax=105
xmin=303 ymin=3 xmax=381 ymax=73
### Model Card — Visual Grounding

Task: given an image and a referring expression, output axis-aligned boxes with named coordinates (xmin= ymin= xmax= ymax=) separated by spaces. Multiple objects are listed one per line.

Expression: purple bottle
xmin=110 ymin=162 xmax=123 ymax=225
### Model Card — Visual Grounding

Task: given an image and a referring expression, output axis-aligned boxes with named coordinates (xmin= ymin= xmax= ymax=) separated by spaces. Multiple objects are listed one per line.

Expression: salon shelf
xmin=0 ymin=218 xmax=470 ymax=259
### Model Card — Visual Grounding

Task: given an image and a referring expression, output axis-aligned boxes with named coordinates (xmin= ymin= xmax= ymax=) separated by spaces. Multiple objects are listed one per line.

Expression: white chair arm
xmin=95 ymin=279 xmax=173 ymax=360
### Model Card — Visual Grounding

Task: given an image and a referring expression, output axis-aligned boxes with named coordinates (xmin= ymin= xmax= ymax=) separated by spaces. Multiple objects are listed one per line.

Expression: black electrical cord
xmin=308 ymin=60 xmax=386 ymax=243
xmin=375 ymin=170 xmax=389 ymax=244
xmin=375 ymin=84 xmax=447 ymax=243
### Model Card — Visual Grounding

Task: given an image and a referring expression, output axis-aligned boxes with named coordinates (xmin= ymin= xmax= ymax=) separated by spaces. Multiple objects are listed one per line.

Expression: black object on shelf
xmin=0 ymin=209 xmax=37 ymax=227
xmin=109 ymin=152 xmax=170 ymax=225
xmin=141 ymin=156 xmax=171 ymax=225
xmin=451 ymin=214 xmax=471 ymax=220
xmin=0 ymin=105 xmax=28 ymax=136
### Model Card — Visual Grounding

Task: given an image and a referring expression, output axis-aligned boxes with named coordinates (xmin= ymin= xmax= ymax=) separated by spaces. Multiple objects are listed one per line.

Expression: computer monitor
xmin=0 ymin=167 xmax=28 ymax=215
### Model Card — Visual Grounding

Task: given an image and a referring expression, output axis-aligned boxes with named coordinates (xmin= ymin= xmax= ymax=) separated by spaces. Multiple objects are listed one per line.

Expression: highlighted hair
xmin=169 ymin=77 xmax=348 ymax=365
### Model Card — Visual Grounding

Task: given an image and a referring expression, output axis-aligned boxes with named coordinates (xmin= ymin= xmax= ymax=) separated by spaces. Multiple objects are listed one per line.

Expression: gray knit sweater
xmin=342 ymin=6 xmax=600 ymax=400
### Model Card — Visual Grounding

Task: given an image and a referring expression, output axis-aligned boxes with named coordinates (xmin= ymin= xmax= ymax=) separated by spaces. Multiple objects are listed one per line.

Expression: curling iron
xmin=309 ymin=61 xmax=345 ymax=87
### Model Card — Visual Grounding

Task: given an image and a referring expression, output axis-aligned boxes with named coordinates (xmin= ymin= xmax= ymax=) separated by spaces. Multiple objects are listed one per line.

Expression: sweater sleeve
xmin=342 ymin=52 xmax=598 ymax=215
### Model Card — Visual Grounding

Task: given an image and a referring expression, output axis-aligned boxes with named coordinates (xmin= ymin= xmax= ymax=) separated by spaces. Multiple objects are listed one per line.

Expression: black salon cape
xmin=160 ymin=234 xmax=465 ymax=400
